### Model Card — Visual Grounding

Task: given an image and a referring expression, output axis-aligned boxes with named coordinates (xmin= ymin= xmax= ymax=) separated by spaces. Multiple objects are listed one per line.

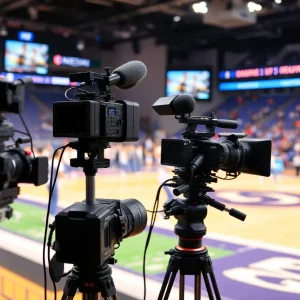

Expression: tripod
xmin=62 ymin=263 xmax=117 ymax=300
xmin=59 ymin=140 xmax=118 ymax=300
xmin=158 ymin=185 xmax=246 ymax=300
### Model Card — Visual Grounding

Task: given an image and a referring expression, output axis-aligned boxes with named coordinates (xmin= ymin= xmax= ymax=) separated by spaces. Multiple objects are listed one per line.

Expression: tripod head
xmin=163 ymin=171 xmax=246 ymax=250
xmin=69 ymin=139 xmax=110 ymax=174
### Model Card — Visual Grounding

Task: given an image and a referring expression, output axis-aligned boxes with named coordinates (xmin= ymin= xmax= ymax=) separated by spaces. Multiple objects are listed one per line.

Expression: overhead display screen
xmin=166 ymin=70 xmax=211 ymax=100
xmin=219 ymin=64 xmax=300 ymax=91
xmin=5 ymin=40 xmax=49 ymax=75
xmin=219 ymin=65 xmax=300 ymax=80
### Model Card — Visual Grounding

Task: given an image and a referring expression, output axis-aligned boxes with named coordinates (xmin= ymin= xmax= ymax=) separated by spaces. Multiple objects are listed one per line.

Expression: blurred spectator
xmin=292 ymin=152 xmax=300 ymax=176
xmin=271 ymin=151 xmax=285 ymax=183
xmin=294 ymin=141 xmax=300 ymax=153
xmin=153 ymin=142 xmax=161 ymax=168
xmin=230 ymin=109 xmax=238 ymax=119
xmin=136 ymin=144 xmax=144 ymax=172
xmin=277 ymin=110 xmax=285 ymax=121
xmin=296 ymin=104 xmax=300 ymax=115
xmin=145 ymin=135 xmax=153 ymax=152
xmin=119 ymin=145 xmax=130 ymax=173
xmin=237 ymin=96 xmax=243 ymax=105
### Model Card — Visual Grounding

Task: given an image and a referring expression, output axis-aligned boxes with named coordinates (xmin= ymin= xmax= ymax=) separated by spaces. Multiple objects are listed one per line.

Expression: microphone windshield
xmin=171 ymin=94 xmax=196 ymax=115
xmin=112 ymin=61 xmax=147 ymax=89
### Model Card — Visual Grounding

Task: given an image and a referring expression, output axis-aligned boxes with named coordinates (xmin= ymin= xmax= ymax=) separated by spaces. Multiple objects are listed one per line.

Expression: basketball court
xmin=1 ymin=168 xmax=299 ymax=299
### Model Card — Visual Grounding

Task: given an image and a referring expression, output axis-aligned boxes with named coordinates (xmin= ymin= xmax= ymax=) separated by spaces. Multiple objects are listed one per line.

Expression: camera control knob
xmin=117 ymin=119 xmax=123 ymax=127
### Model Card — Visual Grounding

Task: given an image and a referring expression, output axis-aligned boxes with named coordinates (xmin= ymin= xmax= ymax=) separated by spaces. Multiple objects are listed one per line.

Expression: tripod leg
xmin=202 ymin=272 xmax=214 ymax=300
xmin=163 ymin=271 xmax=177 ymax=300
xmin=82 ymin=293 xmax=99 ymax=300
xmin=195 ymin=274 xmax=201 ymax=300
xmin=61 ymin=294 xmax=73 ymax=300
xmin=209 ymin=273 xmax=221 ymax=300
xmin=179 ymin=274 xmax=185 ymax=300
xmin=157 ymin=269 xmax=172 ymax=300
xmin=102 ymin=296 xmax=118 ymax=300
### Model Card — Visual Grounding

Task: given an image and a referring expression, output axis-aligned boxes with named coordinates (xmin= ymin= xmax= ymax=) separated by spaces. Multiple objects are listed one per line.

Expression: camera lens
xmin=120 ymin=199 xmax=147 ymax=238
xmin=219 ymin=138 xmax=272 ymax=177
xmin=0 ymin=149 xmax=30 ymax=188
xmin=219 ymin=139 xmax=243 ymax=172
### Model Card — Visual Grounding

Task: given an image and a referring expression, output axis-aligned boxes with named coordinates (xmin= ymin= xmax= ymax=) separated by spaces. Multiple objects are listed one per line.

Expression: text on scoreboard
xmin=219 ymin=65 xmax=300 ymax=80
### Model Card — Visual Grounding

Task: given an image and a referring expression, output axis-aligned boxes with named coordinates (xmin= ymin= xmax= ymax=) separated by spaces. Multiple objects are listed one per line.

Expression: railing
xmin=0 ymin=274 xmax=43 ymax=300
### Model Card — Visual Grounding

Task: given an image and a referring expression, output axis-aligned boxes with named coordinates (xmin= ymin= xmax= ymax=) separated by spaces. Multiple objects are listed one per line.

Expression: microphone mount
xmin=70 ymin=68 xmax=114 ymax=102
xmin=178 ymin=112 xmax=239 ymax=139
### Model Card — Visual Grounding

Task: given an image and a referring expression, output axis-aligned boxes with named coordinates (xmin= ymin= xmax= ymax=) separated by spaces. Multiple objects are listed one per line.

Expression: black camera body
xmin=0 ymin=77 xmax=48 ymax=222
xmin=55 ymin=198 xmax=147 ymax=266
xmin=161 ymin=135 xmax=271 ymax=177
xmin=52 ymin=69 xmax=141 ymax=142
xmin=0 ymin=79 xmax=25 ymax=114
xmin=53 ymin=100 xmax=139 ymax=141
xmin=161 ymin=138 xmax=216 ymax=170
xmin=153 ymin=95 xmax=272 ymax=178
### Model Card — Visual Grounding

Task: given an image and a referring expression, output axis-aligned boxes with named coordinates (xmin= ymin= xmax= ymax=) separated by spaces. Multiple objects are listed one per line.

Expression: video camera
xmin=48 ymin=62 xmax=148 ymax=299
xmin=151 ymin=94 xmax=271 ymax=300
xmin=52 ymin=61 xmax=146 ymax=142
xmin=0 ymin=77 xmax=48 ymax=222
xmin=55 ymin=198 xmax=147 ymax=267
xmin=153 ymin=94 xmax=271 ymax=191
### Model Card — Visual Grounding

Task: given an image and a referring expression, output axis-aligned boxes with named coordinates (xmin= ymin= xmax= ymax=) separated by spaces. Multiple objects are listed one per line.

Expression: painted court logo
xmin=215 ymin=191 xmax=300 ymax=206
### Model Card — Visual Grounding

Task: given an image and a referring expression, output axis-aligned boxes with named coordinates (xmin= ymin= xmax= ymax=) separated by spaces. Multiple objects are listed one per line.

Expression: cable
xmin=146 ymin=209 xmax=164 ymax=213
xmin=47 ymin=225 xmax=57 ymax=300
xmin=143 ymin=179 xmax=173 ymax=300
xmin=64 ymin=87 xmax=77 ymax=101
xmin=43 ymin=145 xmax=69 ymax=300
xmin=18 ymin=113 xmax=35 ymax=158
xmin=14 ymin=129 xmax=30 ymax=136
xmin=212 ymin=172 xmax=241 ymax=180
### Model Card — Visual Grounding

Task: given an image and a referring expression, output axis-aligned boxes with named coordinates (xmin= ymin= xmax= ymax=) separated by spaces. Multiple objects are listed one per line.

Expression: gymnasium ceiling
xmin=1 ymin=0 xmax=300 ymax=51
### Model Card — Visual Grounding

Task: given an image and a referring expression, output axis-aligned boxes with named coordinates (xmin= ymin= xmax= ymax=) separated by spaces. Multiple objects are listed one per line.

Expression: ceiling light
xmin=247 ymin=2 xmax=262 ymax=12
xmin=173 ymin=16 xmax=181 ymax=22
xmin=275 ymin=0 xmax=282 ymax=3
xmin=0 ymin=24 xmax=8 ymax=37
xmin=256 ymin=4 xmax=262 ymax=11
xmin=63 ymin=31 xmax=70 ymax=38
xmin=28 ymin=6 xmax=39 ymax=20
xmin=193 ymin=2 xmax=208 ymax=14
xmin=76 ymin=40 xmax=85 ymax=51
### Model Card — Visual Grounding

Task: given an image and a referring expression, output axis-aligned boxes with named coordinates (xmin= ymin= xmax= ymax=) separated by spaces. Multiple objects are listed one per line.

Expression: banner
xmin=50 ymin=54 xmax=101 ymax=69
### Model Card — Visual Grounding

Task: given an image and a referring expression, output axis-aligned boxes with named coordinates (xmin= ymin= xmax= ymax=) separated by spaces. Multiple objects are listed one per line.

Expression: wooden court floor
xmin=19 ymin=169 xmax=300 ymax=250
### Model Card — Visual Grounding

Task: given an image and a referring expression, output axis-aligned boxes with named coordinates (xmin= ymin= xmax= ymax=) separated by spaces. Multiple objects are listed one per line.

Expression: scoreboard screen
xmin=219 ymin=64 xmax=300 ymax=91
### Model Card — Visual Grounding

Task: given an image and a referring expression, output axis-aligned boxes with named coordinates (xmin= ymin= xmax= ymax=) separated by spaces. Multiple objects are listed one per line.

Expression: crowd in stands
xmin=216 ymin=94 xmax=300 ymax=177
xmin=14 ymin=89 xmax=300 ymax=178
xmin=31 ymin=130 xmax=167 ymax=178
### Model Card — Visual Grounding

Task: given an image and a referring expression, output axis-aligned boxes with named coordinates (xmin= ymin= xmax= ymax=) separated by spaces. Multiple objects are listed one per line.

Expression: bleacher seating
xmin=5 ymin=90 xmax=56 ymax=145
xmin=281 ymin=51 xmax=300 ymax=65
xmin=235 ymin=94 xmax=289 ymax=126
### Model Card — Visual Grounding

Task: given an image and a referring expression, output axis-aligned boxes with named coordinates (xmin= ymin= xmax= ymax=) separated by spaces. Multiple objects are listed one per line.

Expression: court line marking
xmin=158 ymin=168 xmax=300 ymax=257
xmin=17 ymin=193 xmax=300 ymax=256
xmin=0 ymin=229 xmax=206 ymax=300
